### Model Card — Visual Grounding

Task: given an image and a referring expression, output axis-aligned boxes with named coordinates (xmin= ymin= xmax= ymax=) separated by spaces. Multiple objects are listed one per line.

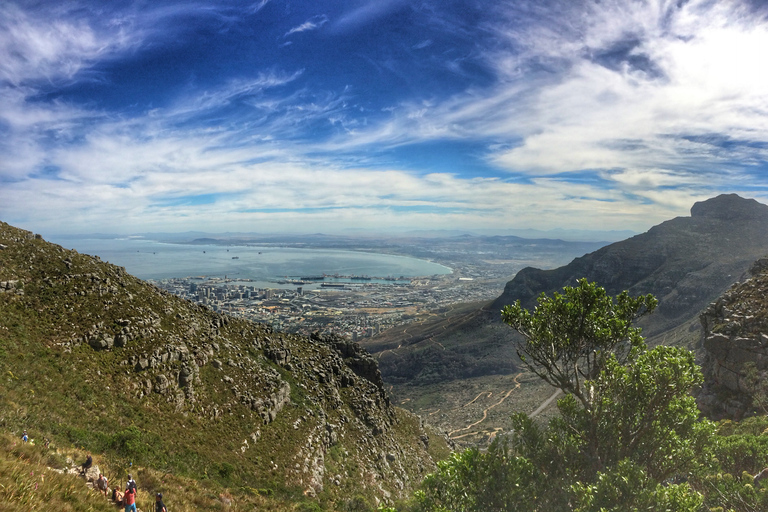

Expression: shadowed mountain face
xmin=492 ymin=194 xmax=768 ymax=337
xmin=371 ymin=194 xmax=768 ymax=385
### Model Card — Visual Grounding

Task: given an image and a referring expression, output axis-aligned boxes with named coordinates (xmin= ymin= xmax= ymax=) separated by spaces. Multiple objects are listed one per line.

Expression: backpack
xmin=128 ymin=480 xmax=137 ymax=492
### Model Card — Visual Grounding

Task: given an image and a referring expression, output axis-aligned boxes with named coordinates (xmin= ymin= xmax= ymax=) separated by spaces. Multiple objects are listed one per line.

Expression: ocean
xmin=46 ymin=237 xmax=452 ymax=287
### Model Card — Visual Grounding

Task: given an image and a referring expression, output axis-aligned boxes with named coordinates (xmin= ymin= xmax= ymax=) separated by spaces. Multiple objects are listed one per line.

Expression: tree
xmin=555 ymin=344 xmax=709 ymax=480
xmin=412 ymin=281 xmax=711 ymax=511
xmin=501 ymin=278 xmax=657 ymax=411
xmin=502 ymin=280 xmax=710 ymax=478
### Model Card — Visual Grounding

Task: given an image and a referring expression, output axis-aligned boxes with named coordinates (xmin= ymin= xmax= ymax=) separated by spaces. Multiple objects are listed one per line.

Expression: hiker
xmin=127 ymin=473 xmax=137 ymax=492
xmin=112 ymin=487 xmax=124 ymax=505
xmin=80 ymin=454 xmax=93 ymax=475
xmin=124 ymin=484 xmax=137 ymax=512
xmin=155 ymin=492 xmax=167 ymax=512
xmin=21 ymin=430 xmax=28 ymax=443
xmin=96 ymin=473 xmax=109 ymax=497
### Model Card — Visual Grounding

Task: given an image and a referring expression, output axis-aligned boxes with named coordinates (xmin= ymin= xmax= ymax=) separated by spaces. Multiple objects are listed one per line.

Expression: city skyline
xmin=2 ymin=0 xmax=768 ymax=236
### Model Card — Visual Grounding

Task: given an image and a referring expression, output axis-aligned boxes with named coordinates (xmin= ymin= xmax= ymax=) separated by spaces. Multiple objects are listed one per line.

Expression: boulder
xmin=88 ymin=333 xmax=114 ymax=350
xmin=84 ymin=464 xmax=100 ymax=483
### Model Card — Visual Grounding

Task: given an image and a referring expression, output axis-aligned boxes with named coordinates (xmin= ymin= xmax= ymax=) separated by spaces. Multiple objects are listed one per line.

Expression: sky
xmin=2 ymin=0 xmax=768 ymax=237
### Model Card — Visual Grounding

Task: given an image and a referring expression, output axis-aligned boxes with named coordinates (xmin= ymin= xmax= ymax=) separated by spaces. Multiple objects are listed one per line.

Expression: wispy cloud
xmin=285 ymin=15 xmax=329 ymax=37
xmin=249 ymin=0 xmax=270 ymax=14
xmin=332 ymin=0 xmax=409 ymax=33
xmin=170 ymin=70 xmax=306 ymax=118
xmin=0 ymin=3 xmax=137 ymax=86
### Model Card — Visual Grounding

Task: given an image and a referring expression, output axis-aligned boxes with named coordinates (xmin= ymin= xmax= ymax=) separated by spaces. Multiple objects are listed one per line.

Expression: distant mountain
xmin=492 ymin=194 xmax=768 ymax=337
xmin=482 ymin=227 xmax=638 ymax=243
xmin=0 ymin=221 xmax=449 ymax=509
xmin=370 ymin=194 xmax=768 ymax=385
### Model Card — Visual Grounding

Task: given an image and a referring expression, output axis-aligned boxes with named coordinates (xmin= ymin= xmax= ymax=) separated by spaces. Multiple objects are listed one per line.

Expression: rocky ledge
xmin=698 ymin=257 xmax=768 ymax=419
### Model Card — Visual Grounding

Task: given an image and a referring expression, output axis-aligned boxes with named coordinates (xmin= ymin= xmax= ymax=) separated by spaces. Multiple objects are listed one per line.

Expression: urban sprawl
xmin=151 ymin=269 xmax=503 ymax=340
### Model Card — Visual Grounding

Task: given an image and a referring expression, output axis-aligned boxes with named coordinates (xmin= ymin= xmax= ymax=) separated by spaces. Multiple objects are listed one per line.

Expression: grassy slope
xmin=0 ymin=431 xmax=306 ymax=511
xmin=0 ymin=222 xmax=450 ymax=510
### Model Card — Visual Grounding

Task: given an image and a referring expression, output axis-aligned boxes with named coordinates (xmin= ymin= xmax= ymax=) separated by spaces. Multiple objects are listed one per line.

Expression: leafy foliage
xmin=414 ymin=441 xmax=541 ymax=512
xmin=501 ymin=278 xmax=657 ymax=409
xmin=571 ymin=459 xmax=703 ymax=512
xmin=412 ymin=280 xmax=715 ymax=511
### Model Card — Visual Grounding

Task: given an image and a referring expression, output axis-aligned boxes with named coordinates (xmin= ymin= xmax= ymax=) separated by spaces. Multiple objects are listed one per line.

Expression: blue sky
xmin=2 ymin=0 xmax=768 ymax=236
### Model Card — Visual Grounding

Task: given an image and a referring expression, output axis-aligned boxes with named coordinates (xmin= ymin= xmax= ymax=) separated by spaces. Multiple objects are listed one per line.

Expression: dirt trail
xmin=463 ymin=391 xmax=492 ymax=408
xmin=448 ymin=374 xmax=521 ymax=438
xmin=451 ymin=427 xmax=502 ymax=441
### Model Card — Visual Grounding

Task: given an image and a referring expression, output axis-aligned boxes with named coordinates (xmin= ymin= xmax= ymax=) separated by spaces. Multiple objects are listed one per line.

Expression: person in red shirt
xmin=124 ymin=485 xmax=137 ymax=512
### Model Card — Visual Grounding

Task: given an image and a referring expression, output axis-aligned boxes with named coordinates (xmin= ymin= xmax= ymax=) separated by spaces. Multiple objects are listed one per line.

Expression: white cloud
xmin=0 ymin=3 xmax=137 ymax=86
xmin=285 ymin=15 xmax=329 ymax=37
xmin=484 ymin=0 xmax=768 ymax=174
xmin=2 ymin=118 xmax=696 ymax=234
xmin=316 ymin=0 xmax=768 ymax=187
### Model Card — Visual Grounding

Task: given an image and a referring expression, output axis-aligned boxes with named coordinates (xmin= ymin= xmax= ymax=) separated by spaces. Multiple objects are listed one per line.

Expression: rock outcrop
xmin=698 ymin=258 xmax=768 ymax=420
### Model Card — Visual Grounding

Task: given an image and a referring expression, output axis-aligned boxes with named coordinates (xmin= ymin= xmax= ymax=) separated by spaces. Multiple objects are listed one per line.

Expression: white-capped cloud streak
xmin=285 ymin=15 xmax=329 ymax=37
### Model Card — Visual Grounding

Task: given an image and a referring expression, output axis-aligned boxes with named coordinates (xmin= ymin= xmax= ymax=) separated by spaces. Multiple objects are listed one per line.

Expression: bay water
xmin=46 ymin=237 xmax=452 ymax=288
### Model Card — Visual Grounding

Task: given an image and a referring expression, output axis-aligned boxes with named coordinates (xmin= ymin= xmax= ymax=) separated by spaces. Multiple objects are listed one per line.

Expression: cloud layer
xmin=2 ymin=0 xmax=768 ymax=235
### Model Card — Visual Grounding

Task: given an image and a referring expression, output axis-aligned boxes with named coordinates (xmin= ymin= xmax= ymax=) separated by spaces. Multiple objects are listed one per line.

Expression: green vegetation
xmin=404 ymin=280 xmax=768 ymax=511
xmin=0 ymin=221 xmax=448 ymax=510
xmin=0 ymin=430 xmax=321 ymax=511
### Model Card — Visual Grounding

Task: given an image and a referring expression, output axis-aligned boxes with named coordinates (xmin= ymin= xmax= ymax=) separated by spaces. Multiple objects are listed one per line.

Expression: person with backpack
xmin=124 ymin=484 xmax=137 ymax=512
xmin=126 ymin=474 xmax=137 ymax=492
xmin=155 ymin=492 xmax=167 ymax=512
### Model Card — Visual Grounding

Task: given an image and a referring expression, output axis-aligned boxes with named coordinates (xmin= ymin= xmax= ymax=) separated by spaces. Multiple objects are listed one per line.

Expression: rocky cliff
xmin=0 ymin=221 xmax=449 ymax=508
xmin=697 ymin=257 xmax=768 ymax=420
